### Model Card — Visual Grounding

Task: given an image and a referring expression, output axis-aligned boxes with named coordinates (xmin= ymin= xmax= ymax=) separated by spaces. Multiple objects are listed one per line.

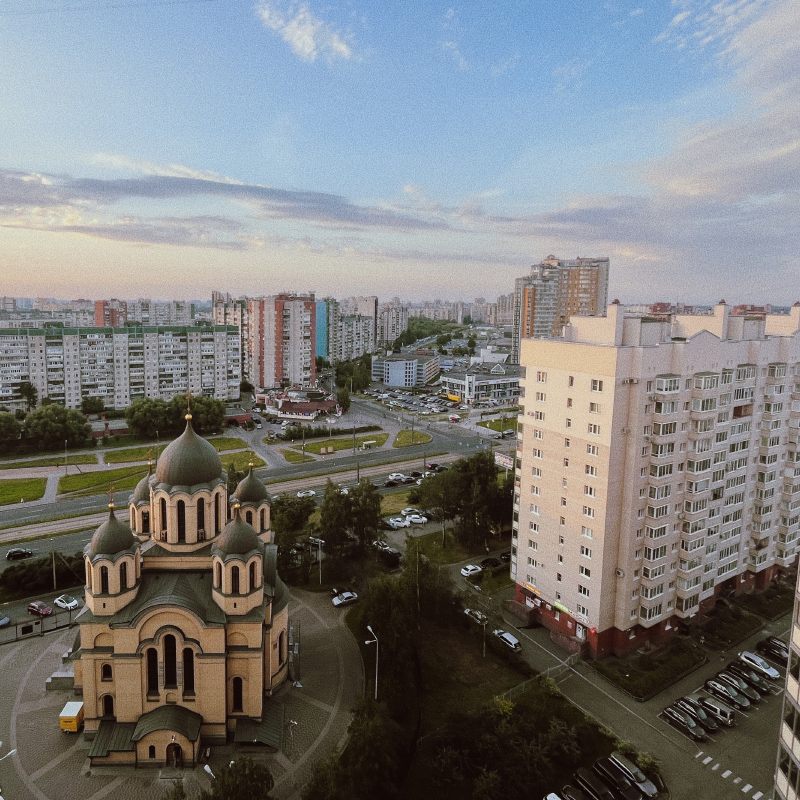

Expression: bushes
xmin=0 ymin=552 xmax=83 ymax=602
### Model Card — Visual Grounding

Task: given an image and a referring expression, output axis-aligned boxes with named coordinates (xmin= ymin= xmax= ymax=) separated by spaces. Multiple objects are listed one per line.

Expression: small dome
xmin=89 ymin=505 xmax=136 ymax=556
xmin=235 ymin=465 xmax=269 ymax=504
xmin=213 ymin=507 xmax=260 ymax=557
xmin=155 ymin=416 xmax=222 ymax=487
xmin=132 ymin=463 xmax=153 ymax=503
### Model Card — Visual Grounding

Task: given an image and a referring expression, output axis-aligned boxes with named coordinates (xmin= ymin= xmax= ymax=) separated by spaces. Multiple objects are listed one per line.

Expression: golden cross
xmin=107 ymin=483 xmax=116 ymax=507
xmin=185 ymin=389 xmax=192 ymax=414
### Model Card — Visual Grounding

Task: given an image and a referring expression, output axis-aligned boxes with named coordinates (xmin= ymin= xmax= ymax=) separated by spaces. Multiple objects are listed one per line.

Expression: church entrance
xmin=166 ymin=742 xmax=183 ymax=768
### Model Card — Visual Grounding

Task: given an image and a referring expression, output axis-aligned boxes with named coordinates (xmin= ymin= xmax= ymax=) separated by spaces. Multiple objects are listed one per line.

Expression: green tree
xmin=199 ymin=757 xmax=274 ymax=800
xmin=336 ymin=387 xmax=351 ymax=414
xmin=225 ymin=464 xmax=247 ymax=497
xmin=319 ymin=480 xmax=353 ymax=559
xmin=160 ymin=781 xmax=188 ymax=800
xmin=414 ymin=468 xmax=461 ymax=548
xmin=125 ymin=397 xmax=173 ymax=439
xmin=349 ymin=479 xmax=382 ymax=554
xmin=18 ymin=380 xmax=38 ymax=411
xmin=451 ymin=451 xmax=500 ymax=547
xmin=239 ymin=379 xmax=255 ymax=393
xmin=271 ymin=494 xmax=316 ymax=536
xmin=168 ymin=394 xmax=225 ymax=435
xmin=0 ymin=411 xmax=22 ymax=446
xmin=23 ymin=404 xmax=91 ymax=449
xmin=80 ymin=396 xmax=105 ymax=415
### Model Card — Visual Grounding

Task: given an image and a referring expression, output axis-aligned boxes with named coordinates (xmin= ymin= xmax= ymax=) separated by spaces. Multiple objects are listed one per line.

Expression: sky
xmin=0 ymin=0 xmax=797 ymax=304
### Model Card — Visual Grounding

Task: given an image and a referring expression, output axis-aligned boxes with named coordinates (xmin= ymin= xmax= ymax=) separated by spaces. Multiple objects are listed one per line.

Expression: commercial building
xmin=440 ymin=363 xmax=523 ymax=405
xmin=371 ymin=353 xmax=440 ymax=388
xmin=512 ymin=301 xmax=800 ymax=658
xmin=0 ymin=325 xmax=240 ymax=411
xmin=511 ymin=256 xmax=610 ymax=363
xmin=75 ymin=417 xmax=288 ymax=765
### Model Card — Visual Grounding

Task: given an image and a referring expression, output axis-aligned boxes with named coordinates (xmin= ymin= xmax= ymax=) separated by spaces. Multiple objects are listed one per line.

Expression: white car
xmin=464 ymin=608 xmax=488 ymax=625
xmin=332 ymin=591 xmax=359 ymax=608
xmin=54 ymin=594 xmax=79 ymax=611
xmin=338 ymin=486 xmax=349 ymax=495
xmin=373 ymin=540 xmax=392 ymax=551
xmin=738 ymin=650 xmax=781 ymax=680
xmin=461 ymin=564 xmax=482 ymax=578
xmin=388 ymin=517 xmax=410 ymax=529
xmin=492 ymin=629 xmax=522 ymax=651
xmin=406 ymin=514 xmax=428 ymax=525
xmin=401 ymin=507 xmax=421 ymax=517
xmin=297 ymin=490 xmax=316 ymax=498
xmin=388 ymin=473 xmax=406 ymax=481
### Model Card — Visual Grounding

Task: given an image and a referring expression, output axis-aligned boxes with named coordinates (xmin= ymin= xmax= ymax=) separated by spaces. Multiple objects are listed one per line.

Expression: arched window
xmin=160 ymin=497 xmax=167 ymax=532
xmin=120 ymin=561 xmax=128 ymax=590
xmin=142 ymin=510 xmax=150 ymax=534
xmin=249 ymin=561 xmax=257 ymax=590
xmin=102 ymin=695 xmax=114 ymax=717
xmin=130 ymin=508 xmax=136 ymax=531
xmin=232 ymin=677 xmax=243 ymax=712
xmin=164 ymin=634 xmax=177 ymax=687
xmin=148 ymin=745 xmax=156 ymax=759
xmin=214 ymin=494 xmax=220 ymax=534
xmin=183 ymin=648 xmax=195 ymax=693
xmin=215 ymin=562 xmax=222 ymax=589
xmin=197 ymin=498 xmax=205 ymax=538
xmin=279 ymin=631 xmax=285 ymax=664
xmin=85 ymin=559 xmax=93 ymax=591
xmin=245 ymin=510 xmax=253 ymax=525
xmin=100 ymin=566 xmax=109 ymax=594
xmin=146 ymin=648 xmax=158 ymax=694
xmin=177 ymin=501 xmax=186 ymax=542
xmin=231 ymin=566 xmax=240 ymax=594
xmin=101 ymin=663 xmax=112 ymax=681
xmin=260 ymin=509 xmax=266 ymax=531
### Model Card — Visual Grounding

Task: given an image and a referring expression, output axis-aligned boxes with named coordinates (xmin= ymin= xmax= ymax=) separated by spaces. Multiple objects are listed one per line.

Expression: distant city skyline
xmin=0 ymin=0 xmax=796 ymax=302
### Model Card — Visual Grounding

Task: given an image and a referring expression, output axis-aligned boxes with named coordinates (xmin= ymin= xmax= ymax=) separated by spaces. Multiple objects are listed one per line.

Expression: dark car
xmin=434 ymin=465 xmax=448 ymax=472
xmin=409 ymin=470 xmax=422 ymax=478
xmin=561 ymin=785 xmax=591 ymax=800
xmin=6 ymin=547 xmax=33 ymax=561
xmin=480 ymin=557 xmax=501 ymax=569
xmin=573 ymin=767 xmax=615 ymax=800
xmin=401 ymin=476 xmax=417 ymax=484
xmin=427 ymin=462 xmax=440 ymax=470
xmin=592 ymin=757 xmax=643 ymax=800
xmin=757 ymin=636 xmax=789 ymax=663
xmin=384 ymin=480 xmax=399 ymax=487
xmin=674 ymin=696 xmax=718 ymax=732
xmin=717 ymin=671 xmax=761 ymax=703
xmin=705 ymin=678 xmax=750 ymax=710
xmin=726 ymin=661 xmax=772 ymax=694
xmin=28 ymin=600 xmax=52 ymax=617
xmin=500 ymin=550 xmax=512 ymax=562
xmin=329 ymin=586 xmax=352 ymax=598
xmin=663 ymin=705 xmax=706 ymax=740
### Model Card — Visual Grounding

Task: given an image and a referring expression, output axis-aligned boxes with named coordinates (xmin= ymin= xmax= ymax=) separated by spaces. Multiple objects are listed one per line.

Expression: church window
xmin=102 ymin=695 xmax=114 ymax=717
xmin=214 ymin=494 xmax=220 ymax=534
xmin=260 ymin=509 xmax=266 ymax=531
xmin=249 ymin=561 xmax=257 ymax=590
xmin=183 ymin=648 xmax=195 ymax=693
xmin=101 ymin=663 xmax=112 ymax=681
xmin=246 ymin=510 xmax=253 ymax=525
xmin=231 ymin=566 xmax=240 ymax=594
xmin=232 ymin=677 xmax=243 ymax=712
xmin=120 ymin=561 xmax=128 ymax=590
xmin=146 ymin=648 xmax=158 ymax=694
xmin=100 ymin=566 xmax=109 ymax=594
xmin=196 ymin=498 xmax=205 ymax=539
xmin=160 ymin=498 xmax=167 ymax=532
xmin=141 ymin=510 xmax=150 ymax=534
xmin=279 ymin=631 xmax=285 ymax=664
xmin=85 ymin=559 xmax=93 ymax=591
xmin=215 ymin=562 xmax=222 ymax=589
xmin=164 ymin=635 xmax=177 ymax=687
xmin=148 ymin=746 xmax=156 ymax=759
xmin=177 ymin=501 xmax=186 ymax=542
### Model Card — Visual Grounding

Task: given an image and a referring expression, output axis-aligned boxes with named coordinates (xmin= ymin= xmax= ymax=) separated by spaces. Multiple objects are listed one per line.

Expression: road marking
xmin=722 ymin=770 xmax=732 ymax=778
xmin=695 ymin=751 xmax=703 ymax=758
xmin=753 ymin=792 xmax=763 ymax=799
xmin=703 ymin=756 xmax=713 ymax=764
xmin=712 ymin=763 xmax=720 ymax=771
xmin=742 ymin=785 xmax=752 ymax=793
xmin=733 ymin=777 xmax=741 ymax=784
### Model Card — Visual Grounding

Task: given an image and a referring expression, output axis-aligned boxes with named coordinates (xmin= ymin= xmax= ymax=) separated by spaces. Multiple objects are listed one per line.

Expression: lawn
xmin=293 ymin=433 xmax=389 ymax=455
xmin=414 ymin=529 xmax=474 ymax=564
xmin=393 ymin=429 xmax=433 ymax=447
xmin=58 ymin=465 xmax=149 ymax=496
xmin=219 ymin=452 xmax=266 ymax=471
xmin=734 ymin=583 xmax=796 ymax=620
xmin=206 ymin=436 xmax=249 ymax=452
xmin=0 ymin=453 xmax=98 ymax=470
xmin=477 ymin=418 xmax=518 ymax=433
xmin=379 ymin=489 xmax=415 ymax=516
xmin=0 ymin=477 xmax=48 ymax=505
xmin=103 ymin=445 xmax=164 ymax=464
xmin=281 ymin=449 xmax=315 ymax=464
xmin=695 ymin=601 xmax=763 ymax=648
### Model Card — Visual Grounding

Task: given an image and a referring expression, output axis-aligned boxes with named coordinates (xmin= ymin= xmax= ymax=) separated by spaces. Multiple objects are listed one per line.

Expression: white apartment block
xmin=776 ymin=578 xmax=800 ymax=799
xmin=0 ymin=326 xmax=241 ymax=411
xmin=371 ymin=353 xmax=440 ymax=388
xmin=378 ymin=302 xmax=409 ymax=347
xmin=512 ymin=301 xmax=800 ymax=658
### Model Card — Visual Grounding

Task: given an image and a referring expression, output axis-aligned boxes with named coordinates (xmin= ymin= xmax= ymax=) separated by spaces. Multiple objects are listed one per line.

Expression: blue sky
xmin=0 ymin=0 xmax=797 ymax=303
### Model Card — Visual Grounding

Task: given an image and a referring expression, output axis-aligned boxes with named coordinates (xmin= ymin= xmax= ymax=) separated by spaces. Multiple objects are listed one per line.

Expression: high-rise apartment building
xmin=212 ymin=293 xmax=250 ymax=379
xmin=247 ymin=294 xmax=316 ymax=389
xmin=0 ymin=325 xmax=240 ymax=410
xmin=378 ymin=302 xmax=409 ymax=348
xmin=511 ymin=256 xmax=610 ymax=363
xmin=127 ymin=299 xmax=194 ymax=326
xmin=512 ymin=301 xmax=800 ymax=658
xmin=94 ymin=299 xmax=128 ymax=328
xmin=776 ymin=577 xmax=800 ymax=799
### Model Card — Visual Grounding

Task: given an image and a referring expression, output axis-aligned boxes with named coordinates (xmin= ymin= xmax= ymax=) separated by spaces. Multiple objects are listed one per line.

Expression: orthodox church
xmin=73 ymin=411 xmax=290 ymax=767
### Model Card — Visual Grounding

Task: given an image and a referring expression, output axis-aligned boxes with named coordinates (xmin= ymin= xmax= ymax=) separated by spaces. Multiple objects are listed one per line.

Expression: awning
xmin=131 ymin=705 xmax=203 ymax=742
xmin=233 ymin=699 xmax=284 ymax=749
xmin=88 ymin=720 xmax=136 ymax=758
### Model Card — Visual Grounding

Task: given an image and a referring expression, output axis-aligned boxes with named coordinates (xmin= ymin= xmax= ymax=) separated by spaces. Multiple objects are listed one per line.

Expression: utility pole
xmin=51 ymin=538 xmax=57 ymax=591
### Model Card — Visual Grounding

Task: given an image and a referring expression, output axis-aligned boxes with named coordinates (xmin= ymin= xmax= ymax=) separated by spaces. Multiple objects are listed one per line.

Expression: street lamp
xmin=203 ymin=764 xmax=215 ymax=779
xmin=64 ymin=439 xmax=68 ymax=474
xmin=364 ymin=625 xmax=379 ymax=701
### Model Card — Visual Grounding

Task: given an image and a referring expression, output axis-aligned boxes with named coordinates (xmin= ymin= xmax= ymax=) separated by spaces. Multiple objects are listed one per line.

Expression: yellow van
xmin=59 ymin=701 xmax=84 ymax=733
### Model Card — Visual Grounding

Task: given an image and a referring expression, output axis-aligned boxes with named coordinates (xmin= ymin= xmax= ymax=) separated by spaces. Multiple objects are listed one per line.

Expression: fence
xmin=0 ymin=607 xmax=77 ymax=646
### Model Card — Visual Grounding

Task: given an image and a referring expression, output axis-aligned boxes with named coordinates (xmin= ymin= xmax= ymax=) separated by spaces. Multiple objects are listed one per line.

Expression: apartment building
xmin=0 ymin=326 xmax=240 ymax=410
xmin=127 ymin=299 xmax=194 ymax=326
xmin=247 ymin=294 xmax=316 ymax=390
xmin=94 ymin=299 xmax=127 ymax=328
xmin=378 ymin=302 xmax=409 ymax=348
xmin=212 ymin=293 xmax=250 ymax=378
xmin=512 ymin=301 xmax=800 ymax=658
xmin=775 ymin=579 xmax=800 ymax=800
xmin=511 ymin=256 xmax=610 ymax=363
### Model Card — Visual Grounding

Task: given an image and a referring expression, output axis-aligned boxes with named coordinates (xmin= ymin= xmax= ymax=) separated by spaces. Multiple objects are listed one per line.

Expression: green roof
xmin=88 ymin=720 xmax=136 ymax=758
xmin=132 ymin=705 xmax=203 ymax=742
xmin=233 ymin=699 xmax=284 ymax=749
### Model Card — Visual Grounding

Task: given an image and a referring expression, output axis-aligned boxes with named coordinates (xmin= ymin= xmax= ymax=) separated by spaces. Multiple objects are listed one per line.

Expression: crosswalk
xmin=695 ymin=751 xmax=766 ymax=799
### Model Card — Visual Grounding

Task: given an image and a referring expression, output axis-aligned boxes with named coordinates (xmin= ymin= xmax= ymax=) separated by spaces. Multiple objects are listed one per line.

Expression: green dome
xmin=155 ymin=416 xmax=222 ymax=487
xmin=88 ymin=506 xmax=136 ymax=556
xmin=132 ymin=463 xmax=153 ymax=503
xmin=213 ymin=507 xmax=260 ymax=557
xmin=235 ymin=465 xmax=269 ymax=504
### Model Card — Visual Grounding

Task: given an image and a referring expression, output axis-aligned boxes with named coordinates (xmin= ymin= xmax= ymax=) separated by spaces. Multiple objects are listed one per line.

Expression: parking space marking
xmin=753 ymin=792 xmax=763 ymax=799
xmin=703 ymin=756 xmax=713 ymax=764
xmin=695 ymin=751 xmax=703 ymax=758
xmin=742 ymin=785 xmax=752 ymax=793
xmin=722 ymin=770 xmax=732 ymax=778
xmin=733 ymin=777 xmax=741 ymax=784
xmin=712 ymin=763 xmax=720 ymax=771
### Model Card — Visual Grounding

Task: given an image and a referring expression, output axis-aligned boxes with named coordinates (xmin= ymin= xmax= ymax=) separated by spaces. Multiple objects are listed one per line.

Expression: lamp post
xmin=365 ymin=625 xmax=379 ymax=700
xmin=203 ymin=764 xmax=215 ymax=779
xmin=0 ymin=743 xmax=17 ymax=798
xmin=64 ymin=439 xmax=68 ymax=474
xmin=318 ymin=538 xmax=322 ymax=586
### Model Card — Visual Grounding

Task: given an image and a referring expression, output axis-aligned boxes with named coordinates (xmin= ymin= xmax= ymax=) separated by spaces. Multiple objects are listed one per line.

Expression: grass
xmin=103 ymin=445 xmax=164 ymax=464
xmin=219 ymin=452 xmax=266 ymax=471
xmin=0 ymin=477 xmax=48 ymax=505
xmin=59 ymin=465 xmax=148 ymax=496
xmin=293 ymin=433 xmax=389 ymax=455
xmin=281 ymin=449 xmax=316 ymax=464
xmin=0 ymin=453 xmax=98 ymax=470
xmin=696 ymin=602 xmax=763 ymax=649
xmin=414 ymin=529 xmax=474 ymax=565
xmin=393 ymin=429 xmax=433 ymax=447
xmin=206 ymin=436 xmax=249 ymax=451
xmin=734 ymin=584 xmax=796 ymax=620
xmin=379 ymin=489 xmax=416 ymax=516
xmin=477 ymin=418 xmax=517 ymax=433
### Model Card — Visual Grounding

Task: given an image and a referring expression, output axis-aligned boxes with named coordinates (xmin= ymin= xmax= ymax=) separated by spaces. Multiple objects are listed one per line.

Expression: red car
xmin=28 ymin=600 xmax=52 ymax=617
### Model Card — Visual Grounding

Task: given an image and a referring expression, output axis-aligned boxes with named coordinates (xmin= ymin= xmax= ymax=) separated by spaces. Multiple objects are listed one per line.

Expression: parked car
xmin=704 ymin=678 xmax=750 ymax=710
xmin=480 ymin=557 xmax=501 ymax=569
xmin=387 ymin=517 xmax=410 ymax=529
xmin=464 ymin=608 xmax=488 ymax=625
xmin=401 ymin=507 xmax=421 ymax=517
xmin=329 ymin=586 xmax=352 ymax=598
xmin=296 ymin=489 xmax=316 ymax=498
xmin=401 ymin=476 xmax=417 ymax=484
xmin=500 ymin=550 xmax=512 ymax=562
xmin=739 ymin=650 xmax=781 ymax=680
xmin=28 ymin=600 xmax=52 ymax=617
xmin=717 ymin=671 xmax=761 ymax=703
xmin=406 ymin=514 xmax=428 ymax=525
xmin=0 ymin=615 xmax=10 ymax=628
xmin=592 ymin=757 xmax=644 ymax=800
xmin=461 ymin=564 xmax=483 ymax=578
xmin=609 ymin=751 xmax=659 ymax=798
xmin=6 ymin=547 xmax=33 ymax=561
xmin=408 ymin=471 xmax=422 ymax=478
xmin=725 ymin=661 xmax=772 ymax=694
xmin=673 ymin=696 xmax=719 ymax=732
xmin=696 ymin=694 xmax=737 ymax=727
xmin=757 ymin=636 xmax=789 ymax=663
xmin=383 ymin=480 xmax=399 ymax=487
xmin=388 ymin=473 xmax=406 ymax=481
xmin=572 ymin=767 xmax=615 ymax=800
xmin=492 ymin=629 xmax=522 ymax=652
xmin=308 ymin=536 xmax=325 ymax=548
xmin=426 ymin=462 xmax=440 ymax=470
xmin=332 ymin=591 xmax=359 ymax=608
xmin=373 ymin=540 xmax=392 ymax=551
xmin=54 ymin=594 xmax=79 ymax=611
xmin=663 ymin=705 xmax=706 ymax=740
xmin=561 ymin=785 xmax=591 ymax=800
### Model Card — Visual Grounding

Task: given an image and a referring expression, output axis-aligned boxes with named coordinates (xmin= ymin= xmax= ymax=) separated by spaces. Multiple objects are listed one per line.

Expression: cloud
xmin=256 ymin=1 xmax=352 ymax=63
xmin=655 ymin=0 xmax=769 ymax=50
xmin=552 ymin=58 xmax=592 ymax=92
xmin=630 ymin=8 xmax=644 ymax=17
xmin=441 ymin=40 xmax=468 ymax=71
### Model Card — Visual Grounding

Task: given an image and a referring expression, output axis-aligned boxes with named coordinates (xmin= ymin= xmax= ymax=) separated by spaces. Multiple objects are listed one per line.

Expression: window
xmin=583 ymin=506 xmax=595 ymax=518
xmin=589 ymin=402 xmax=600 ymax=413
xmin=577 ymin=605 xmax=589 ymax=618
xmin=565 ymin=418 xmax=572 ymax=428
xmin=183 ymin=648 xmax=195 ymax=693
xmin=147 ymin=648 xmax=158 ymax=693
xmin=528 ymin=540 xmax=538 ymax=550
xmin=564 ymin=438 xmax=571 ymax=448
xmin=564 ymin=458 xmax=570 ymax=467
xmin=567 ymin=397 xmax=573 ymax=408
xmin=531 ymin=467 xmax=541 ymax=477
xmin=530 ymin=504 xmax=540 ymax=515
xmin=557 ymin=573 xmax=562 ymax=582
xmin=585 ymin=464 xmax=596 ymax=476
xmin=536 ymin=392 xmax=546 ymax=402
xmin=584 ymin=485 xmax=595 ymax=497
xmin=587 ymin=444 xmax=598 ymax=456
xmin=568 ymin=376 xmax=574 ymax=387
xmin=534 ymin=429 xmax=543 ymax=440
xmin=582 ymin=526 xmax=593 ymax=538
xmin=535 ymin=410 xmax=545 ymax=420
xmin=562 ymin=477 xmax=568 ymax=487
xmin=531 ymin=485 xmax=540 ymax=496
xmin=164 ymin=634 xmax=177 ymax=688
xmin=591 ymin=379 xmax=603 ymax=392
xmin=537 ymin=371 xmax=547 ymax=383
xmin=232 ymin=677 xmax=243 ymax=713
xmin=561 ymin=497 xmax=567 ymax=507
xmin=560 ymin=516 xmax=566 ymax=526
xmin=532 ymin=448 xmax=542 ymax=459
xmin=656 ymin=376 xmax=680 ymax=392
xmin=530 ymin=521 xmax=539 ymax=532
xmin=579 ymin=565 xmax=591 ymax=578
xmin=580 ymin=545 xmax=592 ymax=557
xmin=578 ymin=584 xmax=590 ymax=597
xmin=101 ymin=663 xmax=113 ymax=681
xmin=588 ymin=424 xmax=600 ymax=435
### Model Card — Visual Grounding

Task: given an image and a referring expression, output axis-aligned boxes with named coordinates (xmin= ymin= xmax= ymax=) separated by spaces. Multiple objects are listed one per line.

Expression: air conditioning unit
xmin=621 ymin=427 xmax=630 ymax=434
xmin=615 ymin=568 xmax=625 ymax=578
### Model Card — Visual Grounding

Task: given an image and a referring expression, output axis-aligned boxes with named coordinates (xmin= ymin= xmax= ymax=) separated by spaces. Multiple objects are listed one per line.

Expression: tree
xmin=336 ymin=387 xmax=351 ymax=414
xmin=80 ymin=397 xmax=105 ymax=415
xmin=199 ymin=757 xmax=274 ymax=800
xmin=414 ymin=468 xmax=461 ymax=548
xmin=271 ymin=494 xmax=316 ymax=536
xmin=349 ymin=479 xmax=382 ymax=554
xmin=467 ymin=336 xmax=476 ymax=356
xmin=23 ymin=404 xmax=91 ymax=449
xmin=0 ymin=412 xmax=21 ymax=446
xmin=240 ymin=379 xmax=255 ymax=393
xmin=18 ymin=381 xmax=38 ymax=411
xmin=126 ymin=397 xmax=173 ymax=439
xmin=451 ymin=451 xmax=500 ymax=547
xmin=168 ymin=394 xmax=225 ymax=435
xmin=319 ymin=480 xmax=353 ymax=560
